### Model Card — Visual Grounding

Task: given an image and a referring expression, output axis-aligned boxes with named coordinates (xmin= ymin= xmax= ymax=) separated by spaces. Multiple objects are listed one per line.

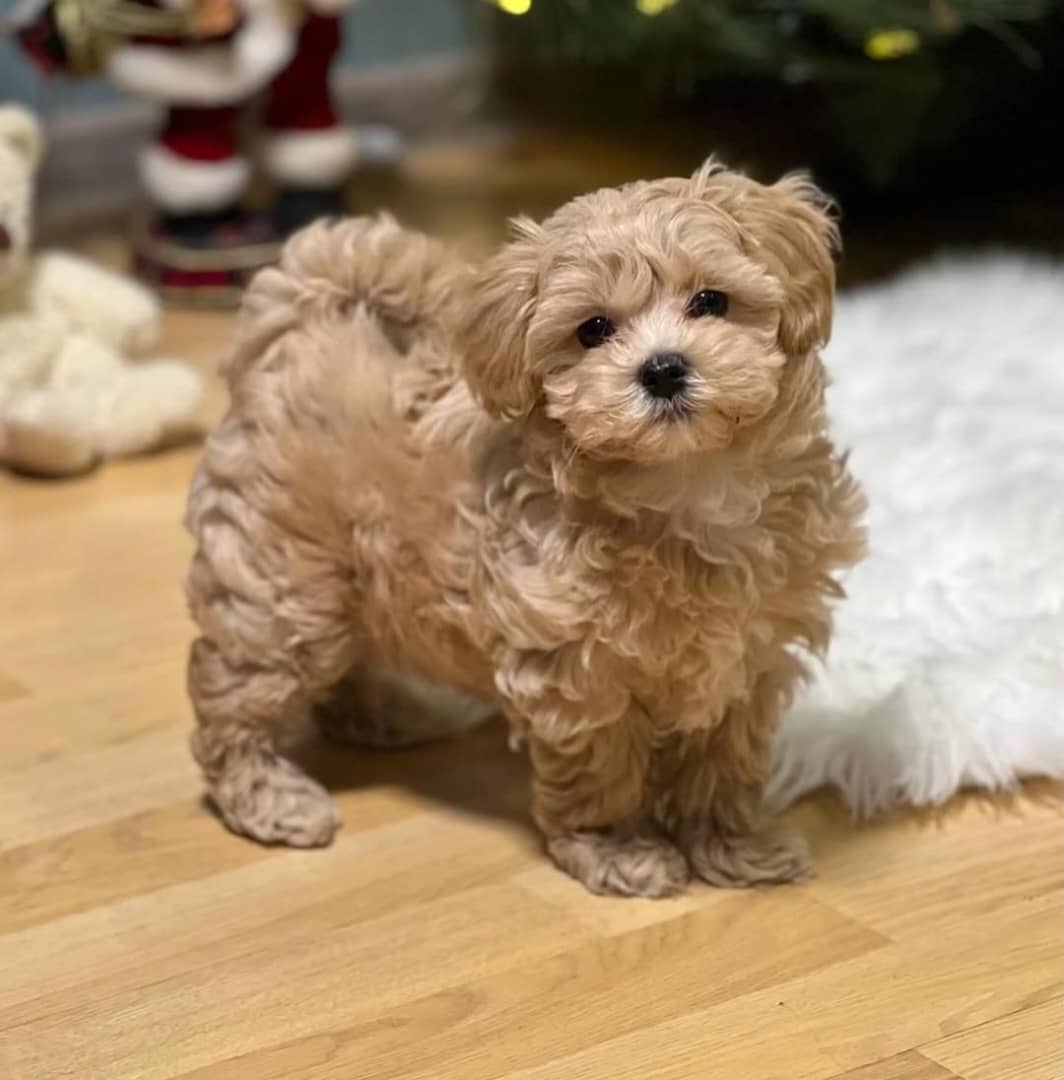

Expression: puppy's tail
xmin=223 ymin=214 xmax=465 ymax=386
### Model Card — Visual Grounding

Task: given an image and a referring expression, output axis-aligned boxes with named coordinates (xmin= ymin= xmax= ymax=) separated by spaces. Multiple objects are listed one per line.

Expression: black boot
xmin=272 ymin=187 xmax=349 ymax=236
xmin=133 ymin=205 xmax=281 ymax=308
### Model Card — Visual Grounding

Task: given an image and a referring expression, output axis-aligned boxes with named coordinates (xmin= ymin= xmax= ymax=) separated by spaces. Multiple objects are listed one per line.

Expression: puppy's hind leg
xmin=188 ymin=639 xmax=342 ymax=847
xmin=186 ymin=528 xmax=357 ymax=848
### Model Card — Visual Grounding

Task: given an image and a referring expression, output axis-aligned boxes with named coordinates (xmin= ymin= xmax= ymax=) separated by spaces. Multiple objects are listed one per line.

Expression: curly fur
xmin=184 ymin=161 xmax=865 ymax=896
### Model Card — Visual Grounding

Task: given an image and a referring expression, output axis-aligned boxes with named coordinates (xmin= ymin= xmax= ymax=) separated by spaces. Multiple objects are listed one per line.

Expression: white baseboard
xmin=36 ymin=51 xmax=489 ymax=235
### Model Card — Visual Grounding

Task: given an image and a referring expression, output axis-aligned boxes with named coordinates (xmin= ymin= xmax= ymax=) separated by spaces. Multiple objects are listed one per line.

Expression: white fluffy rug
xmin=769 ymin=253 xmax=1064 ymax=815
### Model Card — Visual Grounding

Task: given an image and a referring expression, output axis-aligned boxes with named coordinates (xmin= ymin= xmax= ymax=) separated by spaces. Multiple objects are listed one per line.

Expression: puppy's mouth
xmin=649 ymin=394 xmax=696 ymax=424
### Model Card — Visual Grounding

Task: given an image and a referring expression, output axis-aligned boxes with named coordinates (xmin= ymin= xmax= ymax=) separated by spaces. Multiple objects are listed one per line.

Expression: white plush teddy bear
xmin=0 ymin=103 xmax=204 ymax=475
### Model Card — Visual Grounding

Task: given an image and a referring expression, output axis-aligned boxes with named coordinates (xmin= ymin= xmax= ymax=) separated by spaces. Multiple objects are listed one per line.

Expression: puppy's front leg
xmin=661 ymin=673 xmax=811 ymax=887
xmin=530 ymin=712 xmax=690 ymax=898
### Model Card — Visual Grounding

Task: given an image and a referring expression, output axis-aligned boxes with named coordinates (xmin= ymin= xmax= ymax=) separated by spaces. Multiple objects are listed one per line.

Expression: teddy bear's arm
xmin=0 ymin=312 xmax=66 ymax=396
xmin=1 ymin=387 xmax=98 ymax=475
xmin=28 ymin=252 xmax=161 ymax=353
xmin=45 ymin=334 xmax=205 ymax=459
xmin=2 ymin=332 xmax=204 ymax=474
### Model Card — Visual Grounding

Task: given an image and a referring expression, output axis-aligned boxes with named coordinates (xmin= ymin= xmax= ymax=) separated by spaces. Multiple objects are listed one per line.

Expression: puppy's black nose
xmin=639 ymin=352 xmax=689 ymax=400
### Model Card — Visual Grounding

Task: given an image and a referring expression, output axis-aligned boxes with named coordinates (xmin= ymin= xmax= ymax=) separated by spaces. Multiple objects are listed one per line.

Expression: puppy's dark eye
xmin=686 ymin=289 xmax=729 ymax=318
xmin=576 ymin=315 xmax=616 ymax=349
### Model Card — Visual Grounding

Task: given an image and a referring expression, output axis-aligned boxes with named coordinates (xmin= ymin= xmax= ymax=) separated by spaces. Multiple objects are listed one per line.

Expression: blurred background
xmin=3 ymin=0 xmax=1063 ymax=286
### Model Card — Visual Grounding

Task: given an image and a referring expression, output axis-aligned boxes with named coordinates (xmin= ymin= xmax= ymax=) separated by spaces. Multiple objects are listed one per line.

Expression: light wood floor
xmin=1 ymin=134 xmax=1061 ymax=1080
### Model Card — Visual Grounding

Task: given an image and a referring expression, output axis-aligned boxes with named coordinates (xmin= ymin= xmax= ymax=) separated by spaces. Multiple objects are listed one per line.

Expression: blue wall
xmin=0 ymin=0 xmax=475 ymax=116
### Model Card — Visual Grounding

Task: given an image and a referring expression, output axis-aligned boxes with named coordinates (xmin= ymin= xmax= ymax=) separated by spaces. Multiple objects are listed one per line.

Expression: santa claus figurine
xmin=13 ymin=0 xmax=368 ymax=304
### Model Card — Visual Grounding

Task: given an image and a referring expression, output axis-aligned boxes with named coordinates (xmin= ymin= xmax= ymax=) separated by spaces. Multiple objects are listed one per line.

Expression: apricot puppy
xmin=185 ymin=160 xmax=865 ymax=896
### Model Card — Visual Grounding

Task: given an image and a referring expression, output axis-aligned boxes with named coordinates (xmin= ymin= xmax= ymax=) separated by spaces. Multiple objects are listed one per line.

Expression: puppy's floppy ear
xmin=457 ymin=216 xmax=544 ymax=420
xmin=693 ymin=161 xmax=839 ymax=355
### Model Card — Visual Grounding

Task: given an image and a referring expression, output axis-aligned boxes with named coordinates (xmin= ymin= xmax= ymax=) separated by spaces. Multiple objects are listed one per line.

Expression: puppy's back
xmin=222 ymin=215 xmax=466 ymax=391
xmin=186 ymin=214 xmax=474 ymax=562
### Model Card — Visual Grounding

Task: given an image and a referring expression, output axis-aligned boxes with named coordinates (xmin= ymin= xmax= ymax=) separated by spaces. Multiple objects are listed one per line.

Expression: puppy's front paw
xmin=548 ymin=827 xmax=690 ymax=898
xmin=210 ymin=753 xmax=340 ymax=848
xmin=681 ymin=821 xmax=811 ymax=888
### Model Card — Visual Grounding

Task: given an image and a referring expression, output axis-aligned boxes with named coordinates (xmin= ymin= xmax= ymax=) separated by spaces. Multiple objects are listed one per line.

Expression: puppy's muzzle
xmin=639 ymin=352 xmax=690 ymax=401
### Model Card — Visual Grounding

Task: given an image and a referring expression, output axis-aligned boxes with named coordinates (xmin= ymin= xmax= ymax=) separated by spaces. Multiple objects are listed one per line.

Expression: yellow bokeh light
xmin=636 ymin=0 xmax=679 ymax=14
xmin=497 ymin=0 xmax=533 ymax=14
xmin=863 ymin=28 xmax=920 ymax=60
